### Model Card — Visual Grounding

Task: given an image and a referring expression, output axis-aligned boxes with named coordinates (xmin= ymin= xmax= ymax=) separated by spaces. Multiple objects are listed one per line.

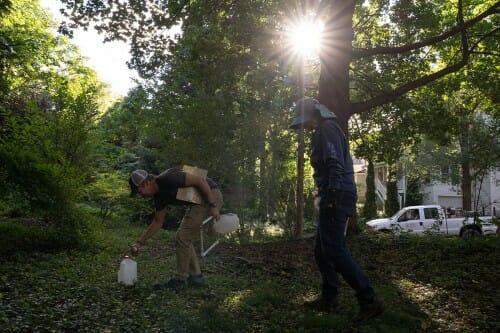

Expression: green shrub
xmin=0 ymin=221 xmax=75 ymax=255
xmin=406 ymin=176 xmax=423 ymax=206
xmin=0 ymin=207 xmax=102 ymax=256
xmin=385 ymin=178 xmax=400 ymax=216
xmin=362 ymin=159 xmax=378 ymax=220
xmin=0 ymin=146 xmax=80 ymax=218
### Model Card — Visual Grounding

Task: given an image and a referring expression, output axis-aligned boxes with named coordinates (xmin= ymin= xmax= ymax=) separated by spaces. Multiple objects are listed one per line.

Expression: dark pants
xmin=314 ymin=191 xmax=374 ymax=302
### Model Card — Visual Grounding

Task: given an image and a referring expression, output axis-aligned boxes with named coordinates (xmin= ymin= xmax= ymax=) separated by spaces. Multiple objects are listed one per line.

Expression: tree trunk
xmin=459 ymin=117 xmax=472 ymax=212
xmin=318 ymin=0 xmax=356 ymax=133
xmin=461 ymin=161 xmax=472 ymax=211
xmin=318 ymin=0 xmax=357 ymax=233
xmin=268 ymin=137 xmax=277 ymax=221
xmin=295 ymin=57 xmax=305 ymax=239
xmin=258 ymin=146 xmax=267 ymax=222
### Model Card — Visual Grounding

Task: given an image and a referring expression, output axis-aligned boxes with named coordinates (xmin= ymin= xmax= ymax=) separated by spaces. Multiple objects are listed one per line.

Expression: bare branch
xmin=352 ymin=1 xmax=499 ymax=59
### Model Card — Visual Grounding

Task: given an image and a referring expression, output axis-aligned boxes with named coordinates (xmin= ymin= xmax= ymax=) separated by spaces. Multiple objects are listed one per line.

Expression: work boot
xmin=154 ymin=278 xmax=187 ymax=291
xmin=187 ymin=274 xmax=207 ymax=287
xmin=303 ymin=296 xmax=339 ymax=313
xmin=354 ymin=295 xmax=384 ymax=322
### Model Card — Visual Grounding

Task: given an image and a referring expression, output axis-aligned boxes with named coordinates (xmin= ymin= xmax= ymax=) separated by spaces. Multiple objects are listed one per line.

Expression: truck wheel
xmin=461 ymin=228 xmax=481 ymax=241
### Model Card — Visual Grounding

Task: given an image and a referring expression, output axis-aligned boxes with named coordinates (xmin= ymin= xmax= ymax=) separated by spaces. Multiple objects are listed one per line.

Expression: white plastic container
xmin=118 ymin=256 xmax=137 ymax=286
xmin=213 ymin=213 xmax=240 ymax=234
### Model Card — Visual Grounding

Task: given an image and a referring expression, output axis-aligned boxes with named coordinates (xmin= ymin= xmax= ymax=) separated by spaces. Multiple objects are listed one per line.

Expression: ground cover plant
xmin=0 ymin=224 xmax=498 ymax=333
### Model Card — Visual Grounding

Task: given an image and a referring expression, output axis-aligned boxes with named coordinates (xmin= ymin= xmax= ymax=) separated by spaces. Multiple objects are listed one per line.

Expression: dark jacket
xmin=310 ymin=118 xmax=357 ymax=196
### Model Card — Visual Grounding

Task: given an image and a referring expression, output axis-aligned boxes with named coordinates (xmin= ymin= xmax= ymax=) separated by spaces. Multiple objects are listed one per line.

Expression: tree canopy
xmin=0 ymin=0 xmax=108 ymax=244
xmin=51 ymin=0 xmax=498 ymax=221
xmin=1 ymin=0 xmax=498 ymax=238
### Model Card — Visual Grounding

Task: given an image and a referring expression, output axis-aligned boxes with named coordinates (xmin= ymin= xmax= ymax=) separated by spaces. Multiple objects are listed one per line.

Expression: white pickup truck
xmin=366 ymin=205 xmax=498 ymax=240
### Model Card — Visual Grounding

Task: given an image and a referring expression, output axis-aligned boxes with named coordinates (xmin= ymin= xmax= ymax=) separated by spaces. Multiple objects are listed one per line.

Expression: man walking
xmin=290 ymin=97 xmax=384 ymax=321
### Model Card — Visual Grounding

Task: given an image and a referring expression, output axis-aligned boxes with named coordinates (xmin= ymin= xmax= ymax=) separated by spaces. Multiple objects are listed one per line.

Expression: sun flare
xmin=287 ymin=19 xmax=324 ymax=59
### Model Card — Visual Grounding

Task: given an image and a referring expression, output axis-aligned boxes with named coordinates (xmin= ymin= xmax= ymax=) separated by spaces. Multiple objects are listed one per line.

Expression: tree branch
xmin=352 ymin=1 xmax=499 ymax=59
xmin=349 ymin=0 xmax=491 ymax=116
xmin=351 ymin=54 xmax=469 ymax=116
xmin=469 ymin=27 xmax=500 ymax=54
xmin=472 ymin=51 xmax=500 ymax=57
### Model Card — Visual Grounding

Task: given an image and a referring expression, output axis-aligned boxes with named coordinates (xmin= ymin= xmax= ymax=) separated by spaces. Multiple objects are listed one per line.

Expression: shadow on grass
xmin=180 ymin=237 xmax=434 ymax=333
xmin=1 ymin=225 xmax=497 ymax=332
xmin=350 ymin=233 xmax=499 ymax=333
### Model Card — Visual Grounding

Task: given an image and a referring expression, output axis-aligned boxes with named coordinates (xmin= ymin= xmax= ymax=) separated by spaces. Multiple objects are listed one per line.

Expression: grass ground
xmin=0 ymin=223 xmax=498 ymax=332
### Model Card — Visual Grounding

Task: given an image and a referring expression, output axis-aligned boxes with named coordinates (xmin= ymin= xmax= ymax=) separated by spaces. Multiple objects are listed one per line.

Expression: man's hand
xmin=210 ymin=207 xmax=220 ymax=221
xmin=130 ymin=243 xmax=141 ymax=255
xmin=326 ymin=190 xmax=336 ymax=210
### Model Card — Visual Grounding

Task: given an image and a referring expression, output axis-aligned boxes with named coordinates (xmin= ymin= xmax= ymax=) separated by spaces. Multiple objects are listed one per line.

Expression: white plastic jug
xmin=213 ymin=213 xmax=239 ymax=234
xmin=118 ymin=256 xmax=137 ymax=286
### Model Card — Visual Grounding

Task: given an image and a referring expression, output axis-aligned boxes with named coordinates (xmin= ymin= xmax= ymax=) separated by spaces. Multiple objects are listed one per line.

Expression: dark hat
xmin=289 ymin=97 xmax=336 ymax=129
xmin=129 ymin=169 xmax=148 ymax=197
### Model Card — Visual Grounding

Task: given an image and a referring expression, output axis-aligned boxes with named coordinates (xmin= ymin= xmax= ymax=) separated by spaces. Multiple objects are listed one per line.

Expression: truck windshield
xmin=390 ymin=208 xmax=406 ymax=220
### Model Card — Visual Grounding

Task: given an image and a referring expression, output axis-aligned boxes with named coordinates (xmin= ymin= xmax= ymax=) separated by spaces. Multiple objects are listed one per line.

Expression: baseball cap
xmin=129 ymin=169 xmax=148 ymax=196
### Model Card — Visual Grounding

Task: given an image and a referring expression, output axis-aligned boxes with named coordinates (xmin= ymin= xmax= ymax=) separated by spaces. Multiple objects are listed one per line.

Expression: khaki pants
xmin=175 ymin=188 xmax=223 ymax=280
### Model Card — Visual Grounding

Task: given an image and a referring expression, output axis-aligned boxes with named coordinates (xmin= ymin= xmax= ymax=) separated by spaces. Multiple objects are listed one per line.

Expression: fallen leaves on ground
xmin=0 ymin=227 xmax=498 ymax=332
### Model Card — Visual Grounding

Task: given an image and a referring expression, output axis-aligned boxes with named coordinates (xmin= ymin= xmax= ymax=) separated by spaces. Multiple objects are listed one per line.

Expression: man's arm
xmin=131 ymin=208 xmax=167 ymax=253
xmin=185 ymin=173 xmax=220 ymax=220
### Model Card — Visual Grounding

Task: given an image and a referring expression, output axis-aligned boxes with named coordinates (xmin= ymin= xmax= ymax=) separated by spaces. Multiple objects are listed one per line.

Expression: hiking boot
xmin=354 ymin=295 xmax=384 ymax=322
xmin=154 ymin=278 xmax=187 ymax=291
xmin=187 ymin=274 xmax=207 ymax=287
xmin=303 ymin=296 xmax=339 ymax=313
